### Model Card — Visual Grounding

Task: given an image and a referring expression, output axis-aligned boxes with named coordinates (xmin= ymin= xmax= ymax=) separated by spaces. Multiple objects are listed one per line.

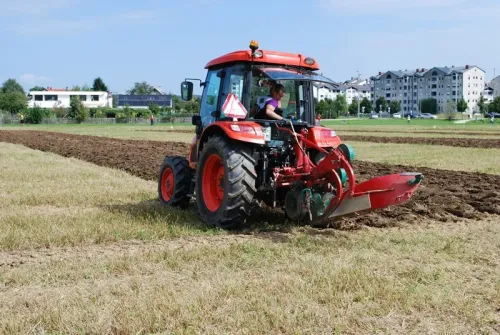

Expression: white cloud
xmin=19 ymin=74 xmax=50 ymax=85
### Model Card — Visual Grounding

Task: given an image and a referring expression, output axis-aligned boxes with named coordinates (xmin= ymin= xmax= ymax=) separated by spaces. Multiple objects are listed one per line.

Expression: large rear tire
xmin=196 ymin=136 xmax=257 ymax=229
xmin=158 ymin=155 xmax=193 ymax=209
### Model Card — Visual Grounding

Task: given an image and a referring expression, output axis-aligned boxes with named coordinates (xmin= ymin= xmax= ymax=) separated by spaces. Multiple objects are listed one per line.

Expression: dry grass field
xmin=1 ymin=123 xmax=499 ymax=334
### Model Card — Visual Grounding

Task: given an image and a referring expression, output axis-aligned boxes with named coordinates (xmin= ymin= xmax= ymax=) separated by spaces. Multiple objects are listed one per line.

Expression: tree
xmin=444 ymin=100 xmax=458 ymax=121
xmin=315 ymin=99 xmax=328 ymax=117
xmin=421 ymin=98 xmax=437 ymax=114
xmin=477 ymin=94 xmax=486 ymax=114
xmin=389 ymin=100 xmax=401 ymax=114
xmin=185 ymin=97 xmax=201 ymax=113
xmin=457 ymin=98 xmax=468 ymax=114
xmin=0 ymin=92 xmax=28 ymax=114
xmin=127 ymin=81 xmax=155 ymax=95
xmin=148 ymin=103 xmax=160 ymax=116
xmin=26 ymin=105 xmax=46 ymax=124
xmin=333 ymin=94 xmax=348 ymax=117
xmin=68 ymin=96 xmax=88 ymax=123
xmin=488 ymin=96 xmax=500 ymax=114
xmin=92 ymin=77 xmax=108 ymax=91
xmin=360 ymin=97 xmax=372 ymax=114
xmin=348 ymin=98 xmax=358 ymax=115
xmin=29 ymin=86 xmax=46 ymax=92
xmin=375 ymin=96 xmax=387 ymax=112
xmin=477 ymin=94 xmax=486 ymax=113
xmin=72 ymin=85 xmax=81 ymax=91
xmin=1 ymin=79 xmax=25 ymax=95
xmin=171 ymin=95 xmax=182 ymax=112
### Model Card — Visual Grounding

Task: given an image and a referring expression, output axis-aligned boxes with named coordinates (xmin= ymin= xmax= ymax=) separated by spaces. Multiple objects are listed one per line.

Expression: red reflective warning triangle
xmin=221 ymin=93 xmax=247 ymax=119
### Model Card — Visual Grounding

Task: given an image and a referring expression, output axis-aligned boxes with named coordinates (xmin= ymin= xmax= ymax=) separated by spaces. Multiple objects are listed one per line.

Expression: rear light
xmin=230 ymin=124 xmax=262 ymax=135
xmin=320 ymin=129 xmax=337 ymax=138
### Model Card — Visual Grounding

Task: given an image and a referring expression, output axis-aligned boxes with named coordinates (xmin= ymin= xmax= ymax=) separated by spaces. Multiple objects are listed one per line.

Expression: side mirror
xmin=192 ymin=114 xmax=201 ymax=126
xmin=181 ymin=81 xmax=193 ymax=101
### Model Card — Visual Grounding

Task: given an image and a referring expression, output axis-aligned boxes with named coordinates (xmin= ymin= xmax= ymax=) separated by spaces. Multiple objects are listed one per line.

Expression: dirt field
xmin=1 ymin=130 xmax=499 ymax=228
xmin=137 ymin=129 xmax=500 ymax=148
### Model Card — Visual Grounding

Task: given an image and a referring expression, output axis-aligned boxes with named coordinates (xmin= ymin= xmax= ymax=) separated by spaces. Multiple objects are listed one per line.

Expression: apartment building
xmin=370 ymin=65 xmax=485 ymax=114
xmin=314 ymin=83 xmax=371 ymax=104
xmin=489 ymin=75 xmax=500 ymax=98
xmin=483 ymin=86 xmax=494 ymax=103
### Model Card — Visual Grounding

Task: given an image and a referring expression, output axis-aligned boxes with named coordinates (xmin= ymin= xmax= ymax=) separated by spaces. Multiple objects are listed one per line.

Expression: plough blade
xmin=328 ymin=172 xmax=423 ymax=219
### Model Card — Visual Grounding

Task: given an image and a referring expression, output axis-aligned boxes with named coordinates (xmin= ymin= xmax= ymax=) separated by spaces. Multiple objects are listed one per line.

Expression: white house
xmin=28 ymin=88 xmax=113 ymax=109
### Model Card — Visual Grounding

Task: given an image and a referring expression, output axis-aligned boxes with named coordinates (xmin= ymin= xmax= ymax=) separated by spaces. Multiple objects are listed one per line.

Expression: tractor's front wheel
xmin=158 ymin=155 xmax=193 ymax=209
xmin=196 ymin=136 xmax=257 ymax=229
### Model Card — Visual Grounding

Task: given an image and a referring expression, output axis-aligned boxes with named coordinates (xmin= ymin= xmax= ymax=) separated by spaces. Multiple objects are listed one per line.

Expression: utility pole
xmin=357 ymin=71 xmax=361 ymax=119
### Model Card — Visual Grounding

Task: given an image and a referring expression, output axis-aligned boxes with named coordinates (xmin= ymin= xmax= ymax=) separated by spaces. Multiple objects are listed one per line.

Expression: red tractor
xmin=158 ymin=41 xmax=423 ymax=229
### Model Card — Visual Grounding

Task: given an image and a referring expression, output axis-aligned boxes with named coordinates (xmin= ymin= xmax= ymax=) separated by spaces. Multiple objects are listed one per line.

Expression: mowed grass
xmin=348 ymin=141 xmax=500 ymax=175
xmin=1 ymin=140 xmax=500 ymax=333
xmin=1 ymin=123 xmax=195 ymax=142
xmin=336 ymin=131 xmax=500 ymax=139
xmin=0 ymin=143 xmax=215 ymax=251
xmin=2 ymin=219 xmax=499 ymax=334
xmin=322 ymin=117 xmax=500 ymax=129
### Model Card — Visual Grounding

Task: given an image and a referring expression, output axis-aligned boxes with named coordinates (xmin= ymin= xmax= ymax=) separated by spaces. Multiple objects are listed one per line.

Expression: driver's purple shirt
xmin=264 ymin=97 xmax=278 ymax=109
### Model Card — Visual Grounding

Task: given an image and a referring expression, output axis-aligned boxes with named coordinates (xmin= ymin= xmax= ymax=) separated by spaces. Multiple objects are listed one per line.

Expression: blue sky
xmin=1 ymin=0 xmax=499 ymax=96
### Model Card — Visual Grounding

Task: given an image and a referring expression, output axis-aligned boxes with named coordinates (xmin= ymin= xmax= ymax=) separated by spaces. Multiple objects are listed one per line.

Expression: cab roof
xmin=205 ymin=49 xmax=320 ymax=70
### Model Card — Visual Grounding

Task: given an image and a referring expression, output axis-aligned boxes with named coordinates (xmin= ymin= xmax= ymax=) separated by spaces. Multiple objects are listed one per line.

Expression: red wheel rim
xmin=161 ymin=167 xmax=175 ymax=201
xmin=202 ymin=154 xmax=224 ymax=212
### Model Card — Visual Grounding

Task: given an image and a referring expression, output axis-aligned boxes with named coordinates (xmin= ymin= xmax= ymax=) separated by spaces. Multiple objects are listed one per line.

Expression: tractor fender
xmin=198 ymin=121 xmax=265 ymax=154
xmin=306 ymin=126 xmax=342 ymax=148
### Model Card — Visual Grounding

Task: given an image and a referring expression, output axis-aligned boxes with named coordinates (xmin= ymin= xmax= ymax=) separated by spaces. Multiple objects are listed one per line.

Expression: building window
xmin=91 ymin=95 xmax=99 ymax=101
xmin=80 ymin=95 xmax=87 ymax=101
xmin=44 ymin=95 xmax=57 ymax=101
xmin=34 ymin=95 xmax=43 ymax=101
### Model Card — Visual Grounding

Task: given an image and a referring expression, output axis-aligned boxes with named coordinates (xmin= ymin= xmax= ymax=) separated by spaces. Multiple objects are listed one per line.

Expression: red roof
xmin=205 ymin=49 xmax=320 ymax=70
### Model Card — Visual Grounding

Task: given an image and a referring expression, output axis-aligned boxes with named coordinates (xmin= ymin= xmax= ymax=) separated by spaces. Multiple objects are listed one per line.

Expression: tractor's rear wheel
xmin=196 ymin=136 xmax=257 ymax=229
xmin=158 ymin=155 xmax=193 ymax=209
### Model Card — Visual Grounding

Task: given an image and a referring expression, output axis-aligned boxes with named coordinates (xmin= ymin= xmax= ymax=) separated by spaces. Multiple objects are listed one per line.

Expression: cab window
xmin=200 ymin=69 xmax=222 ymax=127
xmin=220 ymin=64 xmax=246 ymax=119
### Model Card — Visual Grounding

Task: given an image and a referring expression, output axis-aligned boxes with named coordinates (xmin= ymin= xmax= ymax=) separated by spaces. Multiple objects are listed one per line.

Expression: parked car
xmin=419 ymin=113 xmax=437 ymax=119
xmin=370 ymin=113 xmax=379 ymax=119
xmin=486 ymin=112 xmax=500 ymax=118
xmin=403 ymin=113 xmax=418 ymax=119
xmin=392 ymin=113 xmax=401 ymax=118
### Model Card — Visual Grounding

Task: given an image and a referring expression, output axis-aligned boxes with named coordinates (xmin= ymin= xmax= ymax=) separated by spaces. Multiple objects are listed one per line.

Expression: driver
xmin=254 ymin=83 xmax=285 ymax=120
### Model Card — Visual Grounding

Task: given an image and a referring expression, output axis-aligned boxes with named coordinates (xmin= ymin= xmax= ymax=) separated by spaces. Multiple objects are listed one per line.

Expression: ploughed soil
xmin=138 ymin=129 xmax=500 ymax=148
xmin=1 ymin=130 xmax=499 ymax=229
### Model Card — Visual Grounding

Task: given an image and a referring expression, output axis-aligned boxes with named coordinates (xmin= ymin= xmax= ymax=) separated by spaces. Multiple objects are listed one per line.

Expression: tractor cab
xmin=181 ymin=41 xmax=336 ymax=134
